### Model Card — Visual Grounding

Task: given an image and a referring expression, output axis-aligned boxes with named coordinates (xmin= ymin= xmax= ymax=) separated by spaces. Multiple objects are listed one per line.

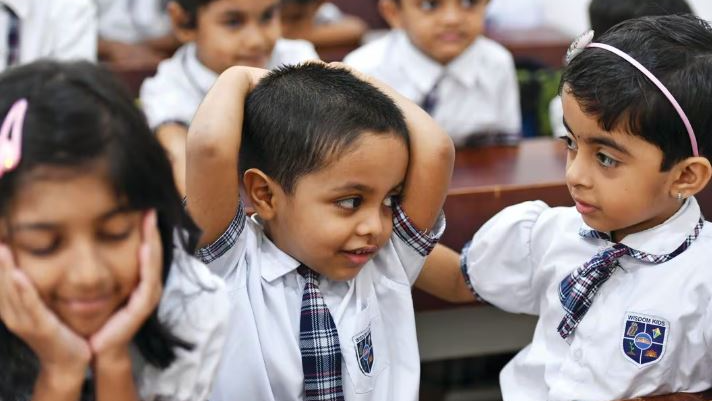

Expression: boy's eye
xmin=559 ymin=135 xmax=577 ymax=151
xmin=596 ymin=152 xmax=619 ymax=168
xmin=419 ymin=0 xmax=438 ymax=11
xmin=261 ymin=7 xmax=277 ymax=23
xmin=223 ymin=16 xmax=245 ymax=28
xmin=336 ymin=197 xmax=363 ymax=210
xmin=460 ymin=0 xmax=477 ymax=8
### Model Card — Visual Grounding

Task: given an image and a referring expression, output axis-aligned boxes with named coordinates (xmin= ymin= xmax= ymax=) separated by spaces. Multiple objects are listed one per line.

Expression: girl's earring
xmin=676 ymin=192 xmax=684 ymax=201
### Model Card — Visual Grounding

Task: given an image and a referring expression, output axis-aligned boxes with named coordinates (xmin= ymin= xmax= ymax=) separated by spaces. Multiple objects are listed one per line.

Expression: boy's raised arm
xmin=186 ymin=66 xmax=267 ymax=247
xmin=354 ymin=70 xmax=455 ymax=231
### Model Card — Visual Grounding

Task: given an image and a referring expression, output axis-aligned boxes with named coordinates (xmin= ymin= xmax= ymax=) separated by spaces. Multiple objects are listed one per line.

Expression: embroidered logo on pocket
xmin=353 ymin=327 xmax=374 ymax=375
xmin=621 ymin=312 xmax=668 ymax=367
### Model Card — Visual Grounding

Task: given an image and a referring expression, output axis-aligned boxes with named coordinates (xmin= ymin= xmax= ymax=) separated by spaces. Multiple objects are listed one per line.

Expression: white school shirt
xmin=0 ymin=0 xmax=97 ymax=71
xmin=344 ymin=30 xmax=521 ymax=146
xmin=139 ymin=40 xmax=318 ymax=130
xmin=462 ymin=198 xmax=712 ymax=401
xmin=199 ymin=203 xmax=445 ymax=401
xmin=134 ymin=249 xmax=230 ymax=401
xmin=94 ymin=0 xmax=171 ymax=44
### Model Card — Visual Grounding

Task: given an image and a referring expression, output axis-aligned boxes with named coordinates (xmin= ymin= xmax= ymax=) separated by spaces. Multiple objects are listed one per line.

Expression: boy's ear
xmin=379 ymin=0 xmax=403 ymax=29
xmin=243 ymin=168 xmax=283 ymax=221
xmin=670 ymin=157 xmax=712 ymax=199
xmin=167 ymin=1 xmax=197 ymax=44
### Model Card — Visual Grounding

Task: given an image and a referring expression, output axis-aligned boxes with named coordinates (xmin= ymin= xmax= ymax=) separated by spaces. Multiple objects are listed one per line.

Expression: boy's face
xmin=3 ymin=169 xmax=143 ymax=337
xmin=267 ymin=133 xmax=409 ymax=281
xmin=386 ymin=0 xmax=488 ymax=65
xmin=191 ymin=0 xmax=282 ymax=73
xmin=561 ymin=91 xmax=683 ymax=241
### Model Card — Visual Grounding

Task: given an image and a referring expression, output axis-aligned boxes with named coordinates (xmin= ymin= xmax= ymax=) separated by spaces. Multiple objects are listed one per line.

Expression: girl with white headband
xmin=416 ymin=13 xmax=712 ymax=401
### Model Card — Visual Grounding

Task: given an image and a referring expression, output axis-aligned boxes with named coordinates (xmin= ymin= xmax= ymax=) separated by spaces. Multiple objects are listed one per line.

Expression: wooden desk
xmin=487 ymin=26 xmax=572 ymax=68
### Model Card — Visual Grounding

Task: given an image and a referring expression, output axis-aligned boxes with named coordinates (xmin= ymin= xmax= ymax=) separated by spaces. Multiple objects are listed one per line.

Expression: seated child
xmin=417 ymin=14 xmax=712 ymax=401
xmin=549 ymin=0 xmax=693 ymax=138
xmin=95 ymin=0 xmax=179 ymax=69
xmin=140 ymin=0 xmax=318 ymax=195
xmin=280 ymin=0 xmax=367 ymax=49
xmin=344 ymin=0 xmax=521 ymax=147
xmin=0 ymin=0 xmax=97 ymax=72
xmin=0 ymin=60 xmax=228 ymax=401
xmin=185 ymin=62 xmax=454 ymax=400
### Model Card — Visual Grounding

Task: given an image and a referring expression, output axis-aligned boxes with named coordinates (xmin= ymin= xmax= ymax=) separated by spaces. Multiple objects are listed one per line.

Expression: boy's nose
xmin=440 ymin=3 xmax=463 ymax=24
xmin=355 ymin=210 xmax=385 ymax=238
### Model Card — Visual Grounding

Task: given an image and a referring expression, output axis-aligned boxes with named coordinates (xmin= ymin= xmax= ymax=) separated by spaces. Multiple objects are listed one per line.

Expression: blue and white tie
xmin=558 ymin=217 xmax=704 ymax=339
xmin=298 ymin=265 xmax=345 ymax=401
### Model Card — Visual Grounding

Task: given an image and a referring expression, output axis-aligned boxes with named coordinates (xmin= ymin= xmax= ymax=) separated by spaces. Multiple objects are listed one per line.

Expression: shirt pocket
xmin=340 ymin=293 xmax=390 ymax=394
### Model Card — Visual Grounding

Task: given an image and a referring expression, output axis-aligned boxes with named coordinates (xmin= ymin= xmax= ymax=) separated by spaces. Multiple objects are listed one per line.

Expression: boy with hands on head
xmin=187 ymin=61 xmax=453 ymax=400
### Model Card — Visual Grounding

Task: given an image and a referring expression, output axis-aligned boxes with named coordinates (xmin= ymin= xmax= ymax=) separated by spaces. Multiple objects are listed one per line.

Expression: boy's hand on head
xmin=90 ymin=210 xmax=163 ymax=363
xmin=0 ymin=244 xmax=91 ymax=378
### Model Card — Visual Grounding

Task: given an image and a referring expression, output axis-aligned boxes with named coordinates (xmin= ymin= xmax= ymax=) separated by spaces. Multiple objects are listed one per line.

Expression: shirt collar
xmin=446 ymin=36 xmax=484 ymax=88
xmin=1 ymin=0 xmax=28 ymax=18
xmin=394 ymin=30 xmax=444 ymax=95
xmin=182 ymin=42 xmax=218 ymax=97
xmin=580 ymin=197 xmax=703 ymax=255
xmin=250 ymin=214 xmax=302 ymax=282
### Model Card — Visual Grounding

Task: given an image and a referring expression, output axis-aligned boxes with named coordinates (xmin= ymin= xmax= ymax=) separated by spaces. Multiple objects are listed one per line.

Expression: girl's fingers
xmin=0 ymin=245 xmax=24 ymax=329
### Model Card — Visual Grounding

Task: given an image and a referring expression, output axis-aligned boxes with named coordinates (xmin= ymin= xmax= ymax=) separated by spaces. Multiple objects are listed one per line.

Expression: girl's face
xmin=2 ymin=168 xmax=144 ymax=337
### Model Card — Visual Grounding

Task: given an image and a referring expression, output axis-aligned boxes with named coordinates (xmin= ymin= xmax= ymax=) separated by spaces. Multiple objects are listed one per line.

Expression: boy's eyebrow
xmin=331 ymin=183 xmax=374 ymax=194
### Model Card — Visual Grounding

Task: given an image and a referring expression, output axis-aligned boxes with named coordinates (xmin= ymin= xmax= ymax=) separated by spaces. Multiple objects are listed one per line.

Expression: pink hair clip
xmin=0 ymin=98 xmax=28 ymax=178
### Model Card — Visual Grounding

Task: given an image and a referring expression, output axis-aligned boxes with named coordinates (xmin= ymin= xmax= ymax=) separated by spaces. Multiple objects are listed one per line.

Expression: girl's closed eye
xmin=16 ymin=234 xmax=61 ymax=257
xmin=98 ymin=213 xmax=139 ymax=242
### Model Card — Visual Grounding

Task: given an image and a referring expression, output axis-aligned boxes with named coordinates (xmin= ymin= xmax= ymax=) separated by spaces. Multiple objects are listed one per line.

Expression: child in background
xmin=0 ymin=0 xmax=97 ymax=72
xmin=280 ymin=0 xmax=367 ymax=50
xmin=344 ymin=0 xmax=521 ymax=147
xmin=140 ymin=0 xmax=318 ymax=195
xmin=549 ymin=0 xmax=693 ymax=138
xmin=186 ymin=62 xmax=453 ymax=400
xmin=0 ymin=61 xmax=228 ymax=401
xmin=417 ymin=14 xmax=712 ymax=400
xmin=95 ymin=0 xmax=180 ymax=69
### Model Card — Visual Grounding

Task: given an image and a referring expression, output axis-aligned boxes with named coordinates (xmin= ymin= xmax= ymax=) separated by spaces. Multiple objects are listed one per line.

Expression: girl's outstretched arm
xmin=415 ymin=244 xmax=475 ymax=303
xmin=185 ymin=66 xmax=268 ymax=247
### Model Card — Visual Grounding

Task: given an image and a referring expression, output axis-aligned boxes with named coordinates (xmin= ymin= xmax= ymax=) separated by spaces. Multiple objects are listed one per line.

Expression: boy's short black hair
xmin=561 ymin=14 xmax=712 ymax=170
xmin=241 ymin=63 xmax=409 ymax=193
xmin=172 ymin=0 xmax=218 ymax=28
xmin=589 ymin=0 xmax=692 ymax=38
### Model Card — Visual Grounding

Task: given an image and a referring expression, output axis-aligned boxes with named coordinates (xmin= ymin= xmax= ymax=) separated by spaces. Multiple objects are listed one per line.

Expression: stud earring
xmin=676 ymin=192 xmax=683 ymax=201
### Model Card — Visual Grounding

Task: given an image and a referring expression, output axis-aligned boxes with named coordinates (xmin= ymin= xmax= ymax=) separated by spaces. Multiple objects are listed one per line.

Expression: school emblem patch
xmin=621 ymin=312 xmax=668 ymax=367
xmin=353 ymin=327 xmax=374 ymax=375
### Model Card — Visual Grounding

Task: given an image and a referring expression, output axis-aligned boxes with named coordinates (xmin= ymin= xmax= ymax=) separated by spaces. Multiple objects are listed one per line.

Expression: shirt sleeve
xmin=138 ymin=253 xmax=230 ymax=401
xmin=195 ymin=201 xmax=248 ymax=279
xmin=462 ymin=200 xmax=548 ymax=315
xmin=139 ymin=62 xmax=192 ymax=130
xmin=378 ymin=202 xmax=446 ymax=286
xmin=53 ymin=0 xmax=98 ymax=62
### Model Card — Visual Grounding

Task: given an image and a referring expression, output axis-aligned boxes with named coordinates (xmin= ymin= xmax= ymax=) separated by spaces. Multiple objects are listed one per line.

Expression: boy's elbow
xmin=435 ymin=132 xmax=456 ymax=167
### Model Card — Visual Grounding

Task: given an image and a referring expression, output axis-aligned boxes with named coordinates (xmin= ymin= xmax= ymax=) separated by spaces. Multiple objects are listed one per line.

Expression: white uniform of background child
xmin=0 ymin=0 xmax=97 ymax=71
xmin=344 ymin=0 xmax=521 ymax=146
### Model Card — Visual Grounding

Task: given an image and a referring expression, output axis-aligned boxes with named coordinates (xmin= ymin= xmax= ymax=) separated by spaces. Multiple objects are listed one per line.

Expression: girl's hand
xmin=90 ymin=210 xmax=163 ymax=363
xmin=0 ymin=245 xmax=91 ymax=380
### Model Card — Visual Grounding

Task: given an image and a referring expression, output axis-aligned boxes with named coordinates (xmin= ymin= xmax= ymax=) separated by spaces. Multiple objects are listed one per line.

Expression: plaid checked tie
xmin=558 ymin=217 xmax=704 ymax=339
xmin=4 ymin=5 xmax=19 ymax=67
xmin=298 ymin=265 xmax=345 ymax=401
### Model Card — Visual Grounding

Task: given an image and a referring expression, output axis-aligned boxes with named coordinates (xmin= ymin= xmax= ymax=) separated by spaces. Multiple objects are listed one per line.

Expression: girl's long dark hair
xmin=0 ymin=61 xmax=201 ymax=400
